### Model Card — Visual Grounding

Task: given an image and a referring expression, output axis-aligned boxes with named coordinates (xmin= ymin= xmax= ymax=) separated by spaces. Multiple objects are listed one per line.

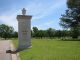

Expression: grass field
xmin=12 ymin=38 xmax=80 ymax=60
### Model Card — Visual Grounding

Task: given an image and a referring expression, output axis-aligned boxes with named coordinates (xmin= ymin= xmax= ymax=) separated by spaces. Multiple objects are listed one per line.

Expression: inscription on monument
xmin=22 ymin=30 xmax=27 ymax=35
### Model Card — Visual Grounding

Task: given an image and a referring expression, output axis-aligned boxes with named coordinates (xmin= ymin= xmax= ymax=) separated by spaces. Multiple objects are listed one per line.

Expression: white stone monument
xmin=17 ymin=8 xmax=32 ymax=50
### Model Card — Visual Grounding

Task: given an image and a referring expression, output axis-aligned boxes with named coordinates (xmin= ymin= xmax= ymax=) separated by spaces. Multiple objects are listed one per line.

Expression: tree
xmin=37 ymin=30 xmax=44 ymax=38
xmin=47 ymin=28 xmax=55 ymax=38
xmin=0 ymin=24 xmax=14 ymax=39
xmin=67 ymin=0 xmax=80 ymax=8
xmin=32 ymin=27 xmax=38 ymax=37
xmin=55 ymin=30 xmax=62 ymax=38
xmin=60 ymin=0 xmax=80 ymax=39
xmin=13 ymin=31 xmax=18 ymax=38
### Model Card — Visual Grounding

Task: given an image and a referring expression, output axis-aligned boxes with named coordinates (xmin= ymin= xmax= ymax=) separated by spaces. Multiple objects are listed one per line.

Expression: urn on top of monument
xmin=22 ymin=8 xmax=26 ymax=15
xmin=17 ymin=8 xmax=32 ymax=20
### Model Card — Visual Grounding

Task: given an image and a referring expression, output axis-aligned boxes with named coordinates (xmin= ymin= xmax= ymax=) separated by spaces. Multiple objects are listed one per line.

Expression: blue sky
xmin=0 ymin=0 xmax=67 ymax=31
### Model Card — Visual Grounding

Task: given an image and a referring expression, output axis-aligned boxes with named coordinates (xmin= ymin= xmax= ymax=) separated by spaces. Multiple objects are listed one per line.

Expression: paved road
xmin=0 ymin=40 xmax=11 ymax=60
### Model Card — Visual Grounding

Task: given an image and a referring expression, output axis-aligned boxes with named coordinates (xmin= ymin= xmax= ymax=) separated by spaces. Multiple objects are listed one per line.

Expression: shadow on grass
xmin=6 ymin=47 xmax=31 ymax=54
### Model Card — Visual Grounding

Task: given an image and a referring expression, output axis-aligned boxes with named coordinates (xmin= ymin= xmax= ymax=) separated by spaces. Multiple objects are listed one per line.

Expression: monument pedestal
xmin=17 ymin=8 xmax=32 ymax=50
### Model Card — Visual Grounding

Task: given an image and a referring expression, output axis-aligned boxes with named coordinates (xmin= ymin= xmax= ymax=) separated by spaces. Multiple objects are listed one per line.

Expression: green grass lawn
xmin=12 ymin=38 xmax=80 ymax=60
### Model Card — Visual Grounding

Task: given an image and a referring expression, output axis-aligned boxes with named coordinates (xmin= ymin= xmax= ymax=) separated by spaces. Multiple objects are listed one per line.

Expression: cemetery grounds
xmin=12 ymin=38 xmax=80 ymax=60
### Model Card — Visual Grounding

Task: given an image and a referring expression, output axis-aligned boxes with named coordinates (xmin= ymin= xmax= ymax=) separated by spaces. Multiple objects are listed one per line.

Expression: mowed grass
xmin=12 ymin=38 xmax=80 ymax=60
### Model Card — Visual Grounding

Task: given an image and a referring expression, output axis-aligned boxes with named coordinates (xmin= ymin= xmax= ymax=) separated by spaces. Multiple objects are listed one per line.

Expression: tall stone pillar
xmin=17 ymin=8 xmax=32 ymax=50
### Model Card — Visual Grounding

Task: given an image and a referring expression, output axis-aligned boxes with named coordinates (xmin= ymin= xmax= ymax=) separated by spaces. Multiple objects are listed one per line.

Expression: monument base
xmin=16 ymin=45 xmax=32 ymax=52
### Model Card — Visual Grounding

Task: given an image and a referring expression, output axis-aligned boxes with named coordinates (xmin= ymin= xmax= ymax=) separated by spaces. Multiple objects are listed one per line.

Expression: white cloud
xmin=27 ymin=0 xmax=66 ymax=21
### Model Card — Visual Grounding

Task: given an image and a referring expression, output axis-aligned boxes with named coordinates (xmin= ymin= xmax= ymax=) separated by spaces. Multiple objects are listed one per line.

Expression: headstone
xmin=17 ymin=8 xmax=32 ymax=50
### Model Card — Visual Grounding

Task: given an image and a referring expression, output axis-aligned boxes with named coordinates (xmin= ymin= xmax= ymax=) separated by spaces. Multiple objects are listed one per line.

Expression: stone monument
xmin=17 ymin=8 xmax=32 ymax=50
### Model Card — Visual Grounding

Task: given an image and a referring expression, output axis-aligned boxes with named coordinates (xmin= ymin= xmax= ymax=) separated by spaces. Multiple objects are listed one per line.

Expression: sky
xmin=0 ymin=0 xmax=67 ymax=31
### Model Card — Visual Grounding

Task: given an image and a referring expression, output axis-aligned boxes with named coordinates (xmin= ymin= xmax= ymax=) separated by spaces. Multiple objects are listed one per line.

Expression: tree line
xmin=32 ymin=27 xmax=80 ymax=39
xmin=0 ymin=24 xmax=80 ymax=40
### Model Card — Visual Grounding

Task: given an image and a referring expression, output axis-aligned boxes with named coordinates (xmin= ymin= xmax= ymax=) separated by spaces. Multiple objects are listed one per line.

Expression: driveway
xmin=0 ymin=40 xmax=11 ymax=60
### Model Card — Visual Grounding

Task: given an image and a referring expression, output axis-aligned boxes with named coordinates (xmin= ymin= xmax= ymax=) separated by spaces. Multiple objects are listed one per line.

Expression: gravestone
xmin=17 ymin=8 xmax=32 ymax=50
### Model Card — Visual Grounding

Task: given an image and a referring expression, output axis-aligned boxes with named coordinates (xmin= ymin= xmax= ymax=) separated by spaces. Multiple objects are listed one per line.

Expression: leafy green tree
xmin=47 ymin=28 xmax=55 ymax=38
xmin=55 ymin=30 xmax=62 ymax=38
xmin=0 ymin=24 xmax=14 ymax=39
xmin=67 ymin=0 xmax=80 ymax=8
xmin=32 ymin=27 xmax=38 ymax=37
xmin=13 ymin=31 xmax=18 ymax=38
xmin=43 ymin=30 xmax=48 ymax=37
xmin=37 ymin=30 xmax=44 ymax=38
xmin=60 ymin=0 xmax=80 ymax=38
